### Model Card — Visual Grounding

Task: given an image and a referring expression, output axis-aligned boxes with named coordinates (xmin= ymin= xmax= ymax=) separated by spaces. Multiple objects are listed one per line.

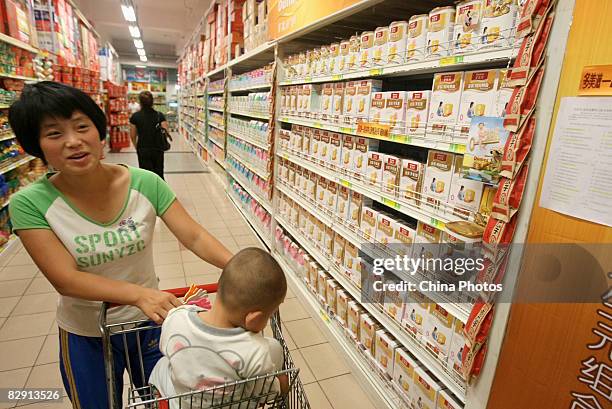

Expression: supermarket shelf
xmin=227 ymin=130 xmax=271 ymax=150
xmin=227 ymin=192 xmax=273 ymax=250
xmin=273 ymin=215 xmax=467 ymax=403
xmin=208 ymin=89 xmax=224 ymax=95
xmin=272 ymin=251 xmax=399 ymax=409
xmin=279 ymin=47 xmax=518 ymax=86
xmin=0 ymin=156 xmax=35 ymax=176
xmin=0 ymin=32 xmax=38 ymax=53
xmin=206 ymin=65 xmax=227 ymax=79
xmin=278 ymin=116 xmax=466 ymax=154
xmin=208 ymin=106 xmax=224 ymax=113
xmin=229 ymin=83 xmax=272 ymax=93
xmin=208 ymin=121 xmax=225 ymax=132
xmin=209 ymin=137 xmax=225 ymax=150
xmin=0 ymin=235 xmax=19 ymax=257
xmin=278 ymin=149 xmax=480 ymax=244
xmin=226 ymin=150 xmax=270 ymax=180
xmin=0 ymin=72 xmax=38 ymax=82
xmin=0 ymin=104 xmax=11 ymax=109
xmin=0 ymin=133 xmax=16 ymax=142
xmin=228 ymin=42 xmax=276 ymax=72
xmin=213 ymin=155 xmax=227 ymax=170
xmin=277 ymin=183 xmax=334 ymax=228
xmin=229 ymin=110 xmax=270 ymax=121
xmin=226 ymin=167 xmax=273 ymax=214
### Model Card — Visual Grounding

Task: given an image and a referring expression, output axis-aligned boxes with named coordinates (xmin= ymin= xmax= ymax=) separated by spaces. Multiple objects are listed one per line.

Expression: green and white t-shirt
xmin=9 ymin=166 xmax=176 ymax=337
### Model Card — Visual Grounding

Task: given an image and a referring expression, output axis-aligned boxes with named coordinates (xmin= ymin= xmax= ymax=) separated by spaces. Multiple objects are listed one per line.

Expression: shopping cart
xmin=99 ymin=284 xmax=311 ymax=409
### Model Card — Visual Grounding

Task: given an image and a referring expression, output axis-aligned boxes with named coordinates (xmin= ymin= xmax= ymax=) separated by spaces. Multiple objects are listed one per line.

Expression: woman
xmin=8 ymin=81 xmax=232 ymax=409
xmin=130 ymin=90 xmax=170 ymax=179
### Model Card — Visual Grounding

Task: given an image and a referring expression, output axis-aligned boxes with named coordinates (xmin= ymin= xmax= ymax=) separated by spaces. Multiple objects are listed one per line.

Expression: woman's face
xmin=39 ymin=110 xmax=103 ymax=175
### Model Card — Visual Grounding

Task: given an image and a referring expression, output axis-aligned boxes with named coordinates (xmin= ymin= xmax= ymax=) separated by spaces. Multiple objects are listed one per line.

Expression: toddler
xmin=149 ymin=247 xmax=288 ymax=408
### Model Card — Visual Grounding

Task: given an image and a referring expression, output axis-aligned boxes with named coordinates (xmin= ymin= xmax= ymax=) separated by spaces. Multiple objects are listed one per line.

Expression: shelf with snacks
xmin=229 ymin=110 xmax=271 ymax=121
xmin=0 ymin=132 xmax=16 ymax=142
xmin=225 ymin=149 xmax=270 ymax=181
xmin=208 ymin=106 xmax=224 ymax=113
xmin=0 ymin=155 xmax=36 ymax=176
xmin=228 ymin=90 xmax=272 ymax=121
xmin=227 ymin=184 xmax=273 ymax=250
xmin=207 ymin=89 xmax=225 ymax=96
xmin=0 ymin=32 xmax=38 ymax=54
xmin=226 ymin=163 xmax=273 ymax=215
xmin=226 ymin=135 xmax=272 ymax=180
xmin=208 ymin=121 xmax=225 ymax=132
xmin=226 ymin=129 xmax=271 ymax=151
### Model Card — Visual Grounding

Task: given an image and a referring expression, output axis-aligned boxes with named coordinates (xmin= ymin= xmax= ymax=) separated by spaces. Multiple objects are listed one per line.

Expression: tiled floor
xmin=0 ymin=136 xmax=376 ymax=409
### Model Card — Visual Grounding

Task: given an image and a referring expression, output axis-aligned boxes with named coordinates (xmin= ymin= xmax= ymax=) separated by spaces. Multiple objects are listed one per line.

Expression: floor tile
xmin=290 ymin=349 xmax=316 ymax=385
xmin=0 ymin=337 xmax=45 ymax=371
xmin=285 ymin=286 xmax=296 ymax=299
xmin=47 ymin=322 xmax=58 ymax=335
xmin=0 ymin=312 xmax=56 ymax=341
xmin=6 ymin=253 xmax=34 ymax=266
xmin=0 ymin=367 xmax=31 ymax=409
xmin=153 ymin=241 xmax=180 ymax=253
xmin=155 ymin=263 xmax=185 ymax=279
xmin=182 ymin=260 xmax=220 ymax=276
xmin=319 ymin=374 xmax=376 ymax=409
xmin=0 ymin=265 xmax=38 ymax=281
xmin=0 ymin=297 xmax=20 ymax=318
xmin=0 ymin=279 xmax=32 ymax=298
xmin=15 ymin=400 xmax=73 ymax=408
xmin=279 ymin=298 xmax=310 ymax=322
xmin=12 ymin=294 xmax=58 ymax=316
xmin=24 ymin=278 xmax=55 ymax=295
xmin=300 ymin=343 xmax=350 ymax=381
xmin=153 ymin=251 xmax=181 ymax=265
xmin=285 ymin=318 xmax=327 ymax=348
xmin=24 ymin=362 xmax=64 ymax=390
xmin=281 ymin=324 xmax=297 ymax=351
xmin=35 ymin=335 xmax=59 ymax=365
xmin=303 ymin=383 xmax=333 ymax=409
xmin=185 ymin=272 xmax=221 ymax=286
xmin=158 ymin=277 xmax=187 ymax=290
xmin=180 ymin=250 xmax=202 ymax=263
xmin=203 ymin=227 xmax=233 ymax=238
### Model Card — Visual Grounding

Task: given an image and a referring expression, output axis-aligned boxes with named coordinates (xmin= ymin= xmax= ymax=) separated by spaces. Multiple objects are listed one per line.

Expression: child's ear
xmin=244 ymin=311 xmax=267 ymax=332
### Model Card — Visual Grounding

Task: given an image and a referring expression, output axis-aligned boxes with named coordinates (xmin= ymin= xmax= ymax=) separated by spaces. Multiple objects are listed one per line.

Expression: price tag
xmin=320 ymin=309 xmax=331 ymax=323
xmin=429 ymin=218 xmax=446 ymax=230
xmin=332 ymin=74 xmax=343 ymax=81
xmin=450 ymin=143 xmax=467 ymax=154
xmin=340 ymin=127 xmax=353 ymax=134
xmin=357 ymin=122 xmax=392 ymax=140
xmin=369 ymin=68 xmax=383 ymax=76
xmin=440 ymin=55 xmax=465 ymax=66
xmin=392 ymin=134 xmax=408 ymax=144
xmin=340 ymin=179 xmax=352 ymax=188
xmin=314 ymin=122 xmax=323 ymax=129
xmin=304 ymin=76 xmax=312 ymax=83
xmin=282 ymin=153 xmax=288 ymax=160
xmin=381 ymin=197 xmax=401 ymax=210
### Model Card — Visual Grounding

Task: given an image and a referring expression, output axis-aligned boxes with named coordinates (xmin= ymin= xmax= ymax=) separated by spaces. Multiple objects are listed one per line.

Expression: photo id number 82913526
xmin=0 ymin=388 xmax=63 ymax=402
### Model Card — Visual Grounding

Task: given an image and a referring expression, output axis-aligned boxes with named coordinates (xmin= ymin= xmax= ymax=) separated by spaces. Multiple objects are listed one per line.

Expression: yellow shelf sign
xmin=578 ymin=65 xmax=612 ymax=96
xmin=357 ymin=122 xmax=392 ymax=140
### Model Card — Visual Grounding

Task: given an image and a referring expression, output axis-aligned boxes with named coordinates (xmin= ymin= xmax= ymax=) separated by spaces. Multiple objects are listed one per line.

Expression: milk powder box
xmin=393 ymin=348 xmax=420 ymax=403
xmin=369 ymin=92 xmax=386 ymax=123
xmin=401 ymin=291 xmax=431 ymax=340
xmin=375 ymin=330 xmax=398 ymax=379
xmin=347 ymin=301 xmax=362 ymax=340
xmin=328 ymin=42 xmax=340 ymax=74
xmin=411 ymin=367 xmax=443 ymax=409
xmin=359 ymin=31 xmax=375 ymax=68
xmin=280 ymin=88 xmax=288 ymax=115
xmin=326 ymin=180 xmax=338 ymax=211
xmin=343 ymin=240 xmax=359 ymax=274
xmin=326 ymin=279 xmax=338 ymax=313
xmin=449 ymin=157 xmax=484 ymax=217
xmin=361 ymin=206 xmax=378 ymax=241
xmin=320 ymin=83 xmax=334 ymax=121
xmin=385 ymin=91 xmax=408 ymax=136
xmin=383 ymin=281 xmax=407 ymax=323
xmin=376 ymin=212 xmax=396 ymax=246
xmin=480 ymin=0 xmax=519 ymax=50
xmin=329 ymin=132 xmax=342 ymax=167
xmin=307 ymin=170 xmax=317 ymax=201
xmin=426 ymin=6 xmax=456 ymax=57
xmin=349 ymin=191 xmax=371 ymax=229
xmin=289 ymin=87 xmax=298 ymax=116
xmin=413 ymin=221 xmax=443 ymax=265
xmin=372 ymin=26 xmax=389 ymax=66
xmin=424 ymin=303 xmax=456 ymax=359
xmin=325 ymin=226 xmax=335 ymax=254
xmin=383 ymin=155 xmax=401 ymax=195
xmin=399 ymin=159 xmax=425 ymax=206
xmin=348 ymin=35 xmax=360 ymax=71
xmin=319 ymin=45 xmax=330 ymax=76
xmin=359 ymin=314 xmax=379 ymax=356
xmin=394 ymin=220 xmax=416 ymax=257
xmin=448 ymin=320 xmax=466 ymax=378
xmin=355 ymin=80 xmax=383 ymax=124
xmin=387 ymin=21 xmax=409 ymax=64
xmin=438 ymin=389 xmax=463 ymax=409
xmin=318 ymin=130 xmax=331 ymax=164
xmin=332 ymin=82 xmax=345 ymax=123
xmin=353 ymin=137 xmax=379 ymax=179
xmin=341 ymin=134 xmax=356 ymax=169
xmin=336 ymin=290 xmax=349 ymax=327
xmin=303 ymin=84 xmax=322 ymax=119
xmin=333 ymin=233 xmax=346 ymax=266
xmin=456 ymin=69 xmax=499 ymax=140
xmin=337 ymin=39 xmax=351 ymax=73
xmin=495 ymin=68 xmax=513 ymax=117
xmin=296 ymin=86 xmax=305 ymax=117
xmin=407 ymin=14 xmax=428 ymax=61
xmin=317 ymin=175 xmax=328 ymax=207
xmin=337 ymin=185 xmax=350 ymax=218
xmin=453 ymin=0 xmax=485 ymax=55
xmin=302 ymin=127 xmax=312 ymax=155
xmin=311 ymin=129 xmax=321 ymax=158
xmin=366 ymin=151 xmax=384 ymax=188
xmin=316 ymin=269 xmax=328 ymax=303
xmin=423 ymin=150 xmax=455 ymax=209
xmin=342 ymin=81 xmax=358 ymax=124
xmin=428 ymin=72 xmax=464 ymax=140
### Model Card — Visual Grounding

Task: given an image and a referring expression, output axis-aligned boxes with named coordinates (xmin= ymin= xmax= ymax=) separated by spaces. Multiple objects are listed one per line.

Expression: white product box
xmin=348 ymin=191 xmax=367 ymax=228
xmin=407 ymin=14 xmax=428 ymax=61
xmin=387 ymin=20 xmax=409 ymax=64
xmin=411 ymin=367 xmax=443 ymax=409
xmin=393 ymin=348 xmax=420 ymax=402
xmin=366 ymin=151 xmax=385 ymax=187
xmin=449 ymin=163 xmax=484 ymax=218
xmin=384 ymin=283 xmax=407 ymax=323
xmin=319 ymin=131 xmax=331 ymax=164
xmin=453 ymin=0 xmax=485 ymax=55
xmin=456 ymin=69 xmax=499 ymax=140
xmin=372 ymin=26 xmax=389 ymax=66
xmin=342 ymin=81 xmax=358 ymax=124
xmin=424 ymin=304 xmax=456 ymax=359
xmin=399 ymin=159 xmax=425 ymax=206
xmin=423 ymin=150 xmax=455 ymax=208
xmin=412 ymin=221 xmax=443 ymax=264
xmin=280 ymin=88 xmax=288 ymax=115
xmin=343 ymin=240 xmax=359 ymax=275
xmin=302 ymin=127 xmax=312 ymax=155
xmin=359 ymin=314 xmax=379 ymax=356
xmin=298 ymin=207 xmax=308 ymax=233
xmin=353 ymin=137 xmax=379 ymax=180
xmin=426 ymin=6 xmax=456 ymax=57
xmin=333 ymin=233 xmax=346 ymax=266
xmin=302 ymin=84 xmax=322 ymax=119
xmin=328 ymin=42 xmax=340 ymax=75
xmin=327 ymin=180 xmax=338 ymax=211
xmin=337 ymin=40 xmax=350 ymax=73
xmin=324 ymin=226 xmax=334 ymax=254
xmin=385 ymin=91 xmax=408 ymax=135
xmin=317 ymin=269 xmax=328 ymax=304
xmin=336 ymin=290 xmax=349 ymax=327
xmin=320 ymin=83 xmax=334 ymax=121
xmin=383 ymin=154 xmax=401 ymax=195
xmin=307 ymin=171 xmax=317 ymax=201
xmin=289 ymin=86 xmax=298 ymax=116
xmin=311 ymin=129 xmax=321 ymax=159
xmin=359 ymin=31 xmax=374 ymax=68
xmin=355 ymin=80 xmax=383 ymax=124
xmin=337 ymin=185 xmax=350 ymax=218
xmin=495 ymin=68 xmax=513 ymax=117
xmin=319 ymin=45 xmax=329 ymax=76
xmin=332 ymin=82 xmax=345 ymax=123
xmin=448 ymin=320 xmax=466 ymax=379
xmin=375 ymin=330 xmax=398 ymax=378
xmin=428 ymin=72 xmax=464 ymax=139
xmin=316 ymin=175 xmax=327 ymax=207
xmin=438 ymin=389 xmax=463 ymax=409
xmin=307 ymin=213 xmax=316 ymax=239
xmin=326 ymin=279 xmax=338 ymax=314
xmin=329 ymin=132 xmax=342 ymax=167
xmin=369 ymin=92 xmax=386 ymax=123
xmin=348 ymin=35 xmax=360 ymax=71
xmin=401 ymin=291 xmax=431 ymax=339
xmin=347 ymin=301 xmax=362 ymax=340
xmin=361 ymin=206 xmax=378 ymax=241
xmin=341 ymin=134 xmax=356 ymax=169
xmin=394 ymin=220 xmax=416 ymax=257
xmin=296 ymin=86 xmax=304 ymax=117
xmin=479 ymin=0 xmax=519 ymax=50
xmin=376 ymin=212 xmax=396 ymax=246
xmin=405 ymin=90 xmax=431 ymax=138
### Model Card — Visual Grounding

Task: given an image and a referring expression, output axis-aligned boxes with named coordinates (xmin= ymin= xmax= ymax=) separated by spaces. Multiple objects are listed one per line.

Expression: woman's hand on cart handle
xmin=134 ymin=287 xmax=183 ymax=324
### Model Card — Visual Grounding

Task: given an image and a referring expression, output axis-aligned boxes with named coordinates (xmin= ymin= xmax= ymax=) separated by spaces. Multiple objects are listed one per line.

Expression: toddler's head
xmin=217 ymin=247 xmax=287 ymax=332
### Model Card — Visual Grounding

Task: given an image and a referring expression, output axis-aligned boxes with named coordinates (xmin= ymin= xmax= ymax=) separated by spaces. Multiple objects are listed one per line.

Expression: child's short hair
xmin=218 ymin=248 xmax=287 ymax=313
xmin=9 ymin=81 xmax=106 ymax=160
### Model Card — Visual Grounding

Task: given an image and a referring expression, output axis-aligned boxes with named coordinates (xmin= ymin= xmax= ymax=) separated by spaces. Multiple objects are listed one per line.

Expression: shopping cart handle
xmin=107 ymin=283 xmax=219 ymax=308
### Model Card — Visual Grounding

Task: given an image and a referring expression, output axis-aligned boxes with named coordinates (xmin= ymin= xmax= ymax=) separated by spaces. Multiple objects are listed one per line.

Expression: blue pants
xmin=58 ymin=324 xmax=162 ymax=409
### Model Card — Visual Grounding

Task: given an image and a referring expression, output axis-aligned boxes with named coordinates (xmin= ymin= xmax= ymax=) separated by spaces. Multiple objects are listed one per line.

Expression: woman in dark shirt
xmin=129 ymin=91 xmax=171 ymax=179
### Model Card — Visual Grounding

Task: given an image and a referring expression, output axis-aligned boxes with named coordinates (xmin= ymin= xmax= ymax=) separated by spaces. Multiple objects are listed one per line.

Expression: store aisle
xmin=0 ymin=142 xmax=376 ymax=409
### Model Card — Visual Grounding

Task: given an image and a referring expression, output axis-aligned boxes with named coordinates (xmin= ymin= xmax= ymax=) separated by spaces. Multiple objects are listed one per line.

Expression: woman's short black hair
xmin=8 ymin=81 xmax=106 ymax=159
xmin=138 ymin=91 xmax=153 ymax=108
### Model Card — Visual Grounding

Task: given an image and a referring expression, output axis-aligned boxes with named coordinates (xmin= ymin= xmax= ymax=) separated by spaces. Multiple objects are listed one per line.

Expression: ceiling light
xmin=129 ymin=25 xmax=141 ymax=38
xmin=139 ymin=55 xmax=148 ymax=62
xmin=137 ymin=48 xmax=146 ymax=56
xmin=121 ymin=5 xmax=136 ymax=22
xmin=133 ymin=39 xmax=144 ymax=49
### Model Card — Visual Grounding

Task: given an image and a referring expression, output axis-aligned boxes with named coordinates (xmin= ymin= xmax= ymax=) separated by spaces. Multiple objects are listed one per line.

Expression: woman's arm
xmin=161 ymin=121 xmax=172 ymax=139
xmin=18 ymin=229 xmax=181 ymax=323
xmin=130 ymin=124 xmax=138 ymax=146
xmin=161 ymin=200 xmax=233 ymax=269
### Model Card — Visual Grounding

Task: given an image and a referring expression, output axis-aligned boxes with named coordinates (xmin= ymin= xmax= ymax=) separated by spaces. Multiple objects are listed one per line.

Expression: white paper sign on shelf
xmin=540 ymin=97 xmax=612 ymax=227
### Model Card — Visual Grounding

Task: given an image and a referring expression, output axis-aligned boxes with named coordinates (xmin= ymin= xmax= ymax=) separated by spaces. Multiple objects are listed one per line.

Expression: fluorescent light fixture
xmin=129 ymin=25 xmax=141 ymax=38
xmin=133 ymin=39 xmax=144 ymax=49
xmin=135 ymin=65 xmax=147 ymax=68
xmin=139 ymin=55 xmax=148 ymax=62
xmin=121 ymin=5 xmax=136 ymax=22
xmin=137 ymin=48 xmax=146 ymax=56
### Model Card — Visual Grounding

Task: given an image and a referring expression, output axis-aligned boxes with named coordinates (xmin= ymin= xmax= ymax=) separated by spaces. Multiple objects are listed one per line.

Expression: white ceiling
xmin=73 ymin=0 xmax=211 ymax=66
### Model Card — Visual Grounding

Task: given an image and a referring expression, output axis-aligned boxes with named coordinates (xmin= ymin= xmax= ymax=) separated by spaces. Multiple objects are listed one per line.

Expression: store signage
xmin=268 ymin=0 xmax=364 ymax=40
xmin=357 ymin=122 xmax=391 ymax=140
xmin=578 ymin=65 xmax=612 ymax=95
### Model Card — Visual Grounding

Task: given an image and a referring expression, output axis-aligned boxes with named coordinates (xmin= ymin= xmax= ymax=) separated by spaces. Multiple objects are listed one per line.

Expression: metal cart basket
xmin=99 ymin=284 xmax=311 ymax=409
